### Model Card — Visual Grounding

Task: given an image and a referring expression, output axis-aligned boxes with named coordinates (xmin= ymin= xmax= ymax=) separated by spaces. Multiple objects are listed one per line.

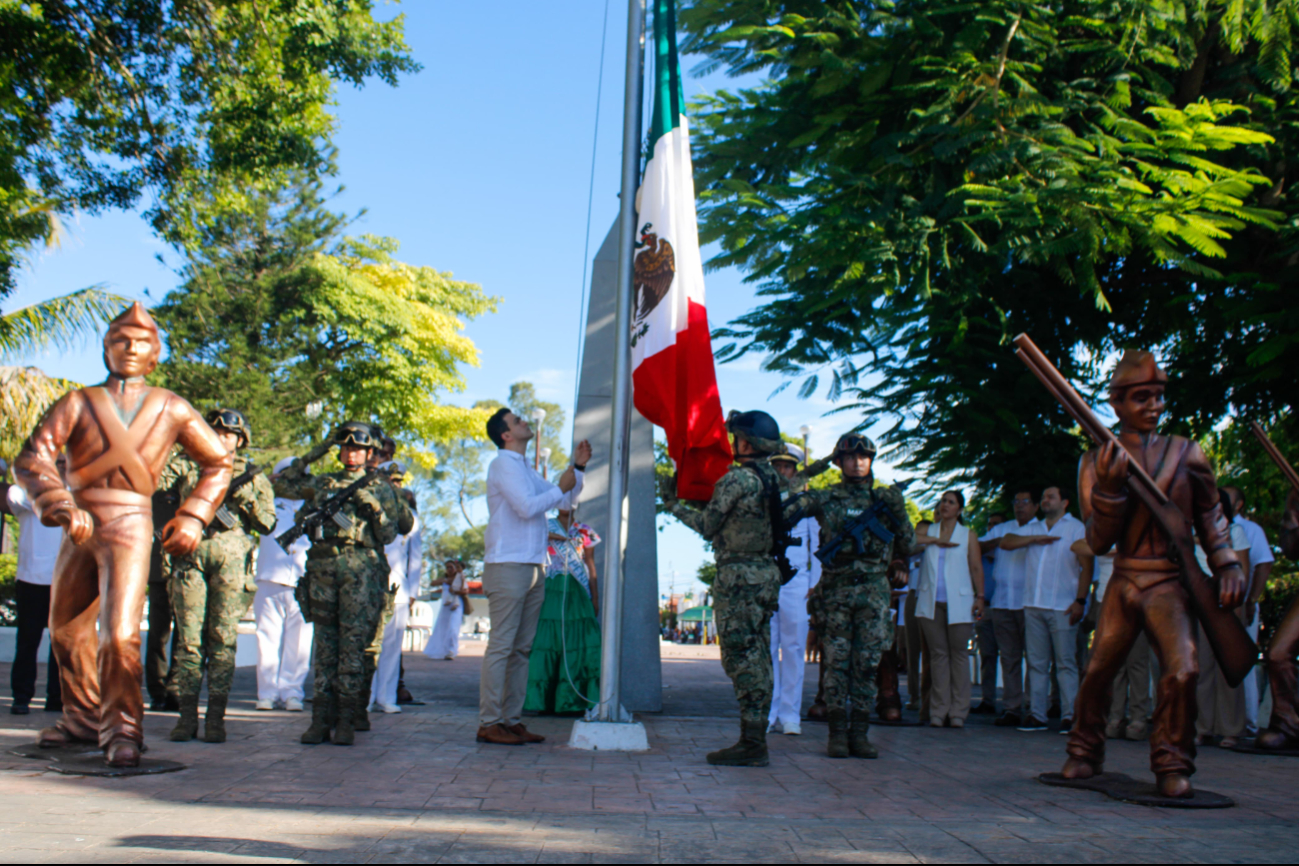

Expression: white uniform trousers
xmin=371 ymin=601 xmax=410 ymax=707
xmin=768 ymin=574 xmax=811 ymax=728
xmin=254 ymin=582 xmax=313 ymax=702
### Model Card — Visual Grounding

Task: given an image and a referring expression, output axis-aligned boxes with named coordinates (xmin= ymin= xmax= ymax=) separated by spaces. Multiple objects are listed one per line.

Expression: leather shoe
xmin=105 ymin=739 xmax=141 ymax=768
xmin=507 ymin=723 xmax=545 ymax=743
xmin=10 ymin=704 xmax=29 ymax=715
xmin=476 ymin=724 xmax=526 ymax=745
xmin=396 ymin=686 xmax=415 ymax=704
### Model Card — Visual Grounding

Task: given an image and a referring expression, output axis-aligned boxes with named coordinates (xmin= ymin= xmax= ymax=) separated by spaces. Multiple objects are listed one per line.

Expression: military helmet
xmin=725 ymin=409 xmax=783 ymax=455
xmin=334 ymin=421 xmax=378 ymax=450
xmin=832 ymin=432 xmax=877 ymax=461
xmin=206 ymin=408 xmax=251 ymax=447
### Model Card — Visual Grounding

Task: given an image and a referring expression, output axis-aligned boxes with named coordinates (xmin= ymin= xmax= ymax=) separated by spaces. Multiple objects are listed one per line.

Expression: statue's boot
xmin=301 ymin=699 xmax=332 ymax=745
xmin=38 ymin=725 xmax=95 ymax=749
xmin=203 ymin=694 xmax=228 ymax=743
xmin=1157 ymin=773 xmax=1193 ymax=799
xmin=332 ymin=693 xmax=357 ymax=746
xmin=1060 ymin=756 xmax=1101 ymax=780
xmin=354 ymin=684 xmax=371 ymax=732
xmin=706 ymin=719 xmax=768 ymax=767
xmin=827 ymin=709 xmax=850 ymax=759
xmin=849 ymin=710 xmax=878 ymax=759
xmin=105 ymin=738 xmax=141 ymax=768
xmin=169 ymin=693 xmax=200 ymax=742
xmin=1257 ymin=729 xmax=1297 ymax=750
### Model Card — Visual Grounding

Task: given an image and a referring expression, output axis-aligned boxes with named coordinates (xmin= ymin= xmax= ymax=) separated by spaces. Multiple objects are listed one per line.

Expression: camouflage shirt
xmin=669 ymin=460 xmax=785 ymax=562
xmin=785 ymin=479 xmax=914 ymax=576
xmin=272 ymin=461 xmax=401 ymax=553
xmin=158 ymin=451 xmax=276 ymax=537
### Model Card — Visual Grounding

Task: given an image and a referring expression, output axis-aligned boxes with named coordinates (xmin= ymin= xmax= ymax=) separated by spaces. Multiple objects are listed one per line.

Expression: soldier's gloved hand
xmin=886 ymin=559 xmax=908 ymax=588
xmin=354 ymin=489 xmax=383 ymax=518
xmin=303 ymin=437 xmax=335 ymax=465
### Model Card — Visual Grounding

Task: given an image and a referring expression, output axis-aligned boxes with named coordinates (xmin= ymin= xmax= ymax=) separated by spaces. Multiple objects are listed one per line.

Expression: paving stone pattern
xmin=0 ymin=642 xmax=1294 ymax=863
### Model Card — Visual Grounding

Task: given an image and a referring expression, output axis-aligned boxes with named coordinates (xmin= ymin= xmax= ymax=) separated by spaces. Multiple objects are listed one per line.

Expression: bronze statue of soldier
xmin=1061 ymin=351 xmax=1246 ymax=799
xmin=13 ymin=303 xmax=233 ymax=767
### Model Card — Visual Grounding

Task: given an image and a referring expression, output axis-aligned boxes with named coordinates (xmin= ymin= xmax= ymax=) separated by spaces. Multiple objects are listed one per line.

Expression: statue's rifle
xmin=1248 ymin=421 xmax=1299 ymax=496
xmin=1013 ymin=333 xmax=1257 ymax=687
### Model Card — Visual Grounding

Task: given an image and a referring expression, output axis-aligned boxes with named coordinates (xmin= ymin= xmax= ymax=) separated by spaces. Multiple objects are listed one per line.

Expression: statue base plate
xmin=1038 ymin=772 xmax=1233 ymax=808
xmin=1228 ymin=739 xmax=1299 ymax=757
xmin=10 ymin=742 xmax=185 ymax=777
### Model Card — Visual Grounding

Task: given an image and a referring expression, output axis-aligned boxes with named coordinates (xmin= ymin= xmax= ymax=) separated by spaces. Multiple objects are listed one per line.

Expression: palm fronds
xmin=0 ymin=287 xmax=132 ymax=361
xmin=0 ymin=366 xmax=79 ymax=463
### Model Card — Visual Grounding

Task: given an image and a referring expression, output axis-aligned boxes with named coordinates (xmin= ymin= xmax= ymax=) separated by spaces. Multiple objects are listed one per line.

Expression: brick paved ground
xmin=0 ymin=642 xmax=1294 ymax=863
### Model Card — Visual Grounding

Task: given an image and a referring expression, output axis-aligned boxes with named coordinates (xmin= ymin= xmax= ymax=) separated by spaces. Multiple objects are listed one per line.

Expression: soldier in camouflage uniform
xmin=274 ymin=421 xmax=403 ymax=745
xmin=665 ymin=410 xmax=787 ymax=767
xmin=160 ymin=409 xmax=276 ymax=744
xmin=783 ymin=433 xmax=913 ymax=759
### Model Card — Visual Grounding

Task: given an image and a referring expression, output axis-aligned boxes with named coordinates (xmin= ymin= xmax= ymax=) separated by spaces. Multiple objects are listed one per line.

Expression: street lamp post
xmin=539 ymin=447 xmax=552 ymax=479
xmin=799 ymin=425 xmax=811 ymax=471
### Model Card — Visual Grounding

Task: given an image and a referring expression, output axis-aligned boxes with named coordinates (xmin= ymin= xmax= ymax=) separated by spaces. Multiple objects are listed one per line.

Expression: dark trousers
xmin=145 ymin=581 xmax=177 ymax=701
xmin=12 ymin=581 xmax=60 ymax=707
xmin=975 ymin=616 xmax=998 ymax=706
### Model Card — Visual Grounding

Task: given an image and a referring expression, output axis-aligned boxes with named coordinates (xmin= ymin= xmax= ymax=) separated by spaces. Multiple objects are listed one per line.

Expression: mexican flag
xmin=631 ymin=0 xmax=732 ymax=501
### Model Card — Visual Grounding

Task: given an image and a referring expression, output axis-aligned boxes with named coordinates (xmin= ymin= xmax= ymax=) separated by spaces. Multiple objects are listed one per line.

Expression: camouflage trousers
xmin=168 ymin=534 xmax=257 ymax=699
xmin=714 ymin=560 xmax=781 ymax=723
xmin=821 ymin=569 xmax=893 ymax=714
xmin=305 ymin=547 xmax=385 ymax=703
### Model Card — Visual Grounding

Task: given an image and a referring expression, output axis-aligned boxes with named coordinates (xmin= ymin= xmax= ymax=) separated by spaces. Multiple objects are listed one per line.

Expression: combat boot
xmin=300 ymin=699 xmax=332 ymax=745
xmin=827 ymin=709 xmax=850 ymax=758
xmin=849 ymin=710 xmax=878 ymax=759
xmin=169 ymin=693 xmax=199 ymax=742
xmin=203 ymin=694 xmax=228 ymax=743
xmin=354 ymin=684 xmax=371 ymax=732
xmin=332 ymin=694 xmax=356 ymax=746
xmin=706 ymin=719 xmax=769 ymax=767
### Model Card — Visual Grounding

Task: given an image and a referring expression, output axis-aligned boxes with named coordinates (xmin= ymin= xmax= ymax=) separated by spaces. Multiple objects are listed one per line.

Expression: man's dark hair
xmin=1219 ymin=489 xmax=1237 ymax=522
xmin=1010 ymin=488 xmax=1037 ymax=503
xmin=989 ymin=510 xmax=1008 ymax=521
xmin=1222 ymin=485 xmax=1245 ymax=511
xmin=486 ymin=408 xmax=512 ymax=449
xmin=1043 ymin=485 xmax=1072 ymax=503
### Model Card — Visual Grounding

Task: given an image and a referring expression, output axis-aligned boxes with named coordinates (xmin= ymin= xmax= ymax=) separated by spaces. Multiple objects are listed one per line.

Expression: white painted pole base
xmin=568 ymin=719 xmax=650 ymax=752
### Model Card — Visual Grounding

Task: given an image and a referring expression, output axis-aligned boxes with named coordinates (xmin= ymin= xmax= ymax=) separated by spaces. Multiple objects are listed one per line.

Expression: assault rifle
xmin=799 ymin=480 xmax=911 ymax=568
xmin=275 ymin=470 xmax=381 ymax=554
xmin=1014 ymin=334 xmax=1257 ymax=687
xmin=206 ymin=463 xmax=262 ymax=537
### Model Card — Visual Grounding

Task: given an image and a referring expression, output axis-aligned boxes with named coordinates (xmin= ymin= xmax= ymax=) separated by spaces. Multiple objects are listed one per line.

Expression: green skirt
xmin=524 ymin=573 xmax=601 ymax=715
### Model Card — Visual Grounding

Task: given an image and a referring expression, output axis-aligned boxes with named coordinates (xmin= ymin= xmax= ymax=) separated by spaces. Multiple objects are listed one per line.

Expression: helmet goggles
xmin=335 ymin=424 xmax=376 ymax=448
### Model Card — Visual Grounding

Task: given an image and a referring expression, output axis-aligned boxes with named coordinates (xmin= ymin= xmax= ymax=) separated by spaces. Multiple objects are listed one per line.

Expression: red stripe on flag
xmin=633 ymin=299 xmax=733 ymax=500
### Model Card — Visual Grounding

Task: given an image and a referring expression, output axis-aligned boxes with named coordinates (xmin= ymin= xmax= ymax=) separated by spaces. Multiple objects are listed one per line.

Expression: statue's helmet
xmin=334 ymin=421 xmax=378 ymax=450
xmin=832 ymin=432 xmax=878 ymax=462
xmin=206 ymin=408 xmax=251 ymax=448
xmin=1108 ymin=350 xmax=1168 ymax=396
xmin=725 ymin=410 xmax=783 ymax=456
xmin=102 ymin=302 xmax=161 ymax=376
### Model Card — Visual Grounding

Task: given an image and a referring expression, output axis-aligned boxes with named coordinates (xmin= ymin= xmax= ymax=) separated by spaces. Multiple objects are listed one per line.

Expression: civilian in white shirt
xmin=766 ymin=448 xmax=821 ymax=736
xmin=372 ymin=477 xmax=423 ymax=714
xmin=253 ymin=458 xmax=311 ymax=711
xmin=1222 ymin=485 xmax=1274 ymax=735
xmin=971 ymin=511 xmax=1006 ymax=714
xmin=3 ymin=464 xmax=65 ymax=714
xmin=979 ymin=489 xmax=1042 ymax=727
xmin=478 ymin=408 xmax=590 ymax=746
xmin=903 ymin=520 xmax=930 ymax=715
xmin=1001 ymin=485 xmax=1089 ymax=732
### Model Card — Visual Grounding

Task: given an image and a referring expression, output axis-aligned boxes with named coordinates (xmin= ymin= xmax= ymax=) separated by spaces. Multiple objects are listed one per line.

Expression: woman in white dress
xmin=425 ymin=560 xmax=468 ymax=660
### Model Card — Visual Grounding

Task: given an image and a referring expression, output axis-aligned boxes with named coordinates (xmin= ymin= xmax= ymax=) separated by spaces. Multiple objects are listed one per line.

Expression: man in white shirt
xmin=253 ymin=458 xmax=311 ymax=711
xmin=972 ymin=511 xmax=1006 ymax=715
xmin=478 ymin=408 xmax=590 ymax=746
xmin=3 ymin=467 xmax=65 ymax=714
xmin=766 ymin=448 xmax=821 ymax=736
xmin=371 ymin=468 xmax=423 ymax=714
xmin=979 ymin=490 xmax=1042 ymax=727
xmin=1000 ymin=485 xmax=1089 ymax=732
xmin=1222 ymin=486 xmax=1275 ymax=735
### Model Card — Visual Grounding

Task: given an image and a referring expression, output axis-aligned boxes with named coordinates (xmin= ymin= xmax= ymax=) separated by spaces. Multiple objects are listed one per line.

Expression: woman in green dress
xmin=524 ymin=504 xmax=601 ymax=714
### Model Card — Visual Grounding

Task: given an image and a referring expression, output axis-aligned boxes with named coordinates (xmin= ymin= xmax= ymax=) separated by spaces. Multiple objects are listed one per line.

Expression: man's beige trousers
xmin=479 ymin=562 xmax=546 ymax=727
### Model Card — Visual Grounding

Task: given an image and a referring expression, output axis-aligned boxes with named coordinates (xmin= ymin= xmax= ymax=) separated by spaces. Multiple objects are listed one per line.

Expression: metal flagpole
xmin=595 ymin=0 xmax=645 ymax=726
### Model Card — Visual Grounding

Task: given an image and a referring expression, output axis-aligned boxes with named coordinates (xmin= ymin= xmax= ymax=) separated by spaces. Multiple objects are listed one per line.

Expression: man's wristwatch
xmin=1074 ymin=597 xmax=1088 ymax=606
xmin=574 ymin=463 xmax=587 ymax=472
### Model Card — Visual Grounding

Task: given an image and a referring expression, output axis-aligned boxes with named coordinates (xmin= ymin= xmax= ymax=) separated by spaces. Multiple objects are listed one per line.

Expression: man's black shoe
xmin=1047 ymin=704 xmax=1062 ymax=719
xmin=970 ymin=703 xmax=996 ymax=715
xmin=396 ymin=686 xmax=415 ymax=704
xmin=44 ymin=702 xmax=63 ymax=713
xmin=10 ymin=704 xmax=30 ymax=715
xmin=163 ymin=694 xmax=181 ymax=712
xmin=994 ymin=712 xmax=1021 ymax=727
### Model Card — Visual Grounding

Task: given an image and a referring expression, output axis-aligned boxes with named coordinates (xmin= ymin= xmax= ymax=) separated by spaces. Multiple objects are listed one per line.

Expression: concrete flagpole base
xmin=568 ymin=719 xmax=650 ymax=752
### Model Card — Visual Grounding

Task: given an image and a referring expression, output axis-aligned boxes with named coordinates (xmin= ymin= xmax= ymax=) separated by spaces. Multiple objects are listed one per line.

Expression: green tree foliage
xmin=150 ymin=175 xmax=498 ymax=458
xmin=0 ymin=0 xmax=417 ymax=296
xmin=680 ymin=0 xmax=1296 ymax=500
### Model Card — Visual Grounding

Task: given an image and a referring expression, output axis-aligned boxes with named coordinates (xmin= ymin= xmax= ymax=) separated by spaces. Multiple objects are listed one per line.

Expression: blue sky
xmin=3 ymin=1 xmax=904 ymax=601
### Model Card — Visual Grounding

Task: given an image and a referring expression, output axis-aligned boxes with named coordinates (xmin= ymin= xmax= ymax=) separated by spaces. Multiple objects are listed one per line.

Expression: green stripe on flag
xmin=649 ymin=0 xmax=685 ymax=146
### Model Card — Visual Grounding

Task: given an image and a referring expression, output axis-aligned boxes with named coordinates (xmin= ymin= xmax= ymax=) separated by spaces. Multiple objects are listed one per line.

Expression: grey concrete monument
xmin=573 ymin=217 xmax=662 ymax=713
